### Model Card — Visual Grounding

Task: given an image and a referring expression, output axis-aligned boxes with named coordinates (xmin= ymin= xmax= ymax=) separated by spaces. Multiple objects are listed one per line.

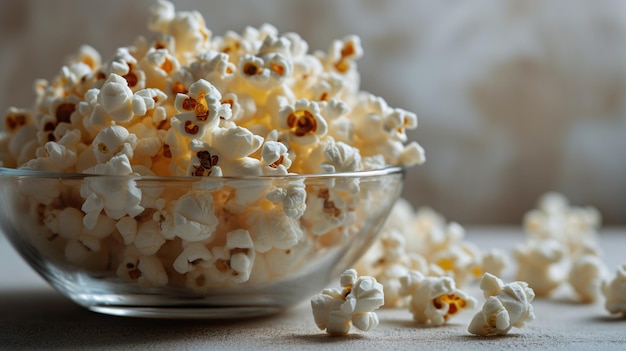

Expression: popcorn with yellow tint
xmin=399 ymin=270 xmax=476 ymax=326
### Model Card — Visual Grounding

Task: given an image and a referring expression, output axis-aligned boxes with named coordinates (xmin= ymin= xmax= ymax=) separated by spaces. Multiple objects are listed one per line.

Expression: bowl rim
xmin=0 ymin=165 xmax=404 ymax=181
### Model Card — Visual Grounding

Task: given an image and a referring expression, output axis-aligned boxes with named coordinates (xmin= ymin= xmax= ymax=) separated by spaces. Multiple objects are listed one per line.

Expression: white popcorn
xmin=256 ymin=237 xmax=313 ymax=279
xmin=206 ymin=229 xmax=255 ymax=284
xmin=99 ymin=74 xmax=135 ymax=123
xmin=246 ymin=207 xmax=303 ymax=253
xmin=78 ymin=213 xmax=116 ymax=252
xmin=260 ymin=140 xmax=292 ymax=175
xmin=137 ymin=254 xmax=169 ymax=287
xmin=523 ymin=192 xmax=601 ymax=254
xmin=139 ymin=48 xmax=180 ymax=91
xmin=81 ymin=154 xmax=144 ymax=228
xmin=189 ymin=52 xmax=237 ymax=93
xmin=513 ymin=238 xmax=566 ymax=297
xmin=602 ymin=264 xmax=626 ymax=317
xmin=117 ymin=247 xmax=168 ymax=287
xmin=91 ymin=125 xmax=138 ymax=164
xmin=468 ymin=273 xmax=535 ymax=336
xmin=358 ymin=230 xmax=432 ymax=308
xmin=44 ymin=141 xmax=77 ymax=171
xmin=211 ymin=126 xmax=263 ymax=161
xmin=311 ymin=269 xmax=384 ymax=335
xmin=132 ymin=88 xmax=168 ymax=121
xmin=171 ymin=191 xmax=219 ymax=242
xmin=569 ymin=254 xmax=607 ymax=303
xmin=399 ymin=270 xmax=476 ymax=326
xmin=173 ymin=242 xmax=213 ymax=274
xmin=308 ymin=138 xmax=362 ymax=194
xmin=171 ymin=79 xmax=229 ymax=139
xmin=116 ymin=216 xmax=137 ymax=245
xmin=302 ymin=187 xmax=348 ymax=235
xmin=481 ymin=248 xmax=508 ymax=278
xmin=239 ymin=51 xmax=292 ymax=90
xmin=134 ymin=220 xmax=166 ymax=256
xmin=266 ymin=178 xmax=307 ymax=218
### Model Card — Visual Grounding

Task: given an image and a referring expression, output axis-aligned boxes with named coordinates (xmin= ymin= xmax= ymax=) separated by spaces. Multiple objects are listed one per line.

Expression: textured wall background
xmin=1 ymin=0 xmax=625 ymax=224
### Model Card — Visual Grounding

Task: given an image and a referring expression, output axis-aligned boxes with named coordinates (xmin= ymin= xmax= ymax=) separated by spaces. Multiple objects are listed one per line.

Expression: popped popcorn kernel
xmin=603 ymin=264 xmax=626 ymax=317
xmin=399 ymin=270 xmax=476 ymax=326
xmin=468 ymin=273 xmax=535 ymax=336
xmin=2 ymin=107 xmax=32 ymax=133
xmin=279 ymin=99 xmax=328 ymax=145
xmin=311 ymin=268 xmax=384 ymax=335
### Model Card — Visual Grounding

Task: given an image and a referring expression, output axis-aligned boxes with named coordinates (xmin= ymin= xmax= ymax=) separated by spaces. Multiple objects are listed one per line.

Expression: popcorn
xmin=117 ymin=247 xmax=168 ymax=287
xmin=170 ymin=191 xmax=219 ymax=242
xmin=173 ymin=242 xmax=213 ymax=274
xmin=206 ymin=229 xmax=255 ymax=284
xmin=513 ymin=238 xmax=565 ymax=297
xmin=516 ymin=192 xmax=605 ymax=301
xmin=93 ymin=123 xmax=133 ymax=158
xmin=302 ymin=187 xmax=349 ymax=235
xmin=468 ymin=273 xmax=535 ymax=336
xmin=246 ymin=207 xmax=303 ymax=253
xmin=0 ymin=0 xmax=425 ymax=297
xmin=399 ymin=271 xmax=476 ymax=326
xmin=278 ymin=99 xmax=328 ymax=145
xmin=99 ymin=74 xmax=135 ymax=123
xmin=569 ymin=254 xmax=607 ymax=303
xmin=311 ymin=269 xmax=384 ymax=335
xmin=603 ymin=264 xmax=626 ymax=317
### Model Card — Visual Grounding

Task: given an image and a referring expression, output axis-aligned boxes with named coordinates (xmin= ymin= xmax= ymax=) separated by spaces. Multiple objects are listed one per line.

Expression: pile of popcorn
xmin=0 ymin=0 xmax=423 ymax=292
xmin=327 ymin=192 xmax=624 ymax=336
xmin=355 ymin=199 xmax=506 ymax=310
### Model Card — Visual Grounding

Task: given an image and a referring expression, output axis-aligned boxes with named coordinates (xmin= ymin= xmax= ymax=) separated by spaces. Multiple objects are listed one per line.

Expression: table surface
xmin=1 ymin=227 xmax=625 ymax=351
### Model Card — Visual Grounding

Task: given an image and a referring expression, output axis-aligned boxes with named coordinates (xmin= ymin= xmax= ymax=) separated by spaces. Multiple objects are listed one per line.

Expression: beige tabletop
xmin=1 ymin=227 xmax=625 ymax=350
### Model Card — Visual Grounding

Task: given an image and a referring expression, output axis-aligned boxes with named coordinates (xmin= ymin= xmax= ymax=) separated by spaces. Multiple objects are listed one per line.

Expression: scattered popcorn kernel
xmin=311 ymin=268 xmax=384 ymax=335
xmin=603 ymin=264 xmax=626 ymax=317
xmin=513 ymin=238 xmax=566 ymax=297
xmin=468 ymin=273 xmax=535 ymax=336
xmin=568 ymin=254 xmax=607 ymax=303
xmin=399 ymin=270 xmax=476 ymax=326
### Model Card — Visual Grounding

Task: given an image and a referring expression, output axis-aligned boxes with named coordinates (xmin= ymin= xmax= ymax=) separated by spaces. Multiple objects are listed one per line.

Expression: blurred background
xmin=1 ymin=0 xmax=624 ymax=225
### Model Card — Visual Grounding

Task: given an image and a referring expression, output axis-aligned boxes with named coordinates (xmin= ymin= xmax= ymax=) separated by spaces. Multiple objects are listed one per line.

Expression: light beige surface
xmin=1 ymin=0 xmax=625 ymax=224
xmin=1 ymin=227 xmax=625 ymax=350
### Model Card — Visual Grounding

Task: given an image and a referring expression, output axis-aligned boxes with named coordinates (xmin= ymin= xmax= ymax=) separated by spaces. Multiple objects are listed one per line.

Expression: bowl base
xmin=88 ymin=304 xmax=283 ymax=319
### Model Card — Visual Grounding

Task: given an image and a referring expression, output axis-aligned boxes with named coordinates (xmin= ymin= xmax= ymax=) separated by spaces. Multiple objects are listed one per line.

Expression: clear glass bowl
xmin=0 ymin=166 xmax=404 ymax=318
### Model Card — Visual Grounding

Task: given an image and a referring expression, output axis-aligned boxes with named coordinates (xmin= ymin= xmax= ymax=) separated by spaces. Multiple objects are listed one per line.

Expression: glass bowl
xmin=0 ymin=166 xmax=404 ymax=318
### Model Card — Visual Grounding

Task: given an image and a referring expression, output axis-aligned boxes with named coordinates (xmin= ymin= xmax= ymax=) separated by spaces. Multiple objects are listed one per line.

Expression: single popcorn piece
xmin=311 ymin=268 xmax=384 ymax=335
xmin=399 ymin=270 xmax=476 ymax=326
xmin=603 ymin=264 xmax=626 ymax=317
xmin=468 ymin=273 xmax=535 ymax=336
xmin=569 ymin=254 xmax=607 ymax=303
xmin=513 ymin=238 xmax=565 ymax=297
